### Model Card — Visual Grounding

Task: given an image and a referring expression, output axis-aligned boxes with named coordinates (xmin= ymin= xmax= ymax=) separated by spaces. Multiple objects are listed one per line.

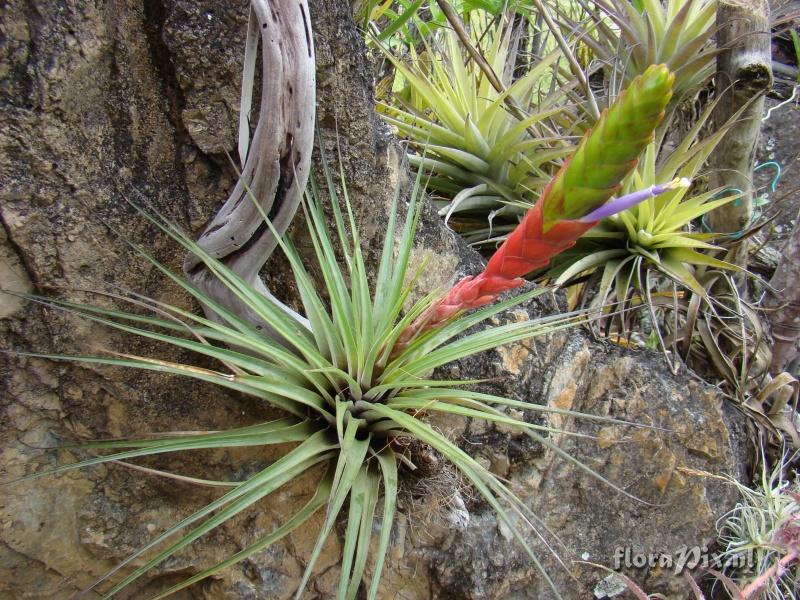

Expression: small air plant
xmin=716 ymin=449 xmax=800 ymax=599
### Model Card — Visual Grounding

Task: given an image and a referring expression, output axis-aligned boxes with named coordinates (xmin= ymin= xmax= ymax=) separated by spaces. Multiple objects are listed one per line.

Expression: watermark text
xmin=612 ymin=546 xmax=754 ymax=575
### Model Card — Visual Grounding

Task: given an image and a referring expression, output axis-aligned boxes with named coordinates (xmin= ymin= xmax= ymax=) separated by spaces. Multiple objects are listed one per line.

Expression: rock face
xmin=1 ymin=1 xmax=746 ymax=599
xmin=423 ymin=330 xmax=748 ymax=599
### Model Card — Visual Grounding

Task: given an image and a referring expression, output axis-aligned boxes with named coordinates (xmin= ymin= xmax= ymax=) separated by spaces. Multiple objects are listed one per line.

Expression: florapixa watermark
xmin=613 ymin=546 xmax=754 ymax=575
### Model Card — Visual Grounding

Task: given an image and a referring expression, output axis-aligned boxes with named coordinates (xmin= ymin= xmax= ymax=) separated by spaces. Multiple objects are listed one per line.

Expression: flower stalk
xmin=395 ymin=65 xmax=677 ymax=349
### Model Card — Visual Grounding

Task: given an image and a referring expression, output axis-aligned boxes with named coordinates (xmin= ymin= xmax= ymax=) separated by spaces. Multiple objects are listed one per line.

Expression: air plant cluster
xmin=372 ymin=1 xmax=798 ymax=595
xmin=378 ymin=14 xmax=578 ymax=234
xmin=399 ymin=63 xmax=680 ymax=341
xmin=716 ymin=450 xmax=800 ymax=599
xmin=6 ymin=63 xmax=679 ymax=598
xmin=564 ymin=0 xmax=719 ymax=106
xmin=378 ymin=0 xmax=726 ymax=258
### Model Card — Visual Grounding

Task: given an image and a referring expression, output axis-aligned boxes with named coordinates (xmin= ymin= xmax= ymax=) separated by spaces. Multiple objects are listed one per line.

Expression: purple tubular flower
xmin=576 ymin=178 xmax=691 ymax=223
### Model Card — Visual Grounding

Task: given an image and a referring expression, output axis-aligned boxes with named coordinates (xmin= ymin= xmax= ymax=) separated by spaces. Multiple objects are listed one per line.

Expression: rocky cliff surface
xmin=1 ymin=1 xmax=747 ymax=598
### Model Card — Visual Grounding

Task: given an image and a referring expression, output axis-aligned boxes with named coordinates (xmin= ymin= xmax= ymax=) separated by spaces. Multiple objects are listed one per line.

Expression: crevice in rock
xmin=107 ymin=37 xmax=136 ymax=169
xmin=3 ymin=0 xmax=41 ymax=110
xmin=141 ymin=0 xmax=189 ymax=148
xmin=0 ymin=211 xmax=41 ymax=288
xmin=140 ymin=0 xmax=197 ymax=226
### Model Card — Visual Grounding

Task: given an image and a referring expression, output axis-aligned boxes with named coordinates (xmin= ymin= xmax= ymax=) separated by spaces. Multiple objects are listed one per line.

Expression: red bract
xmin=394 ymin=65 xmax=676 ymax=351
xmin=394 ymin=199 xmax=597 ymax=349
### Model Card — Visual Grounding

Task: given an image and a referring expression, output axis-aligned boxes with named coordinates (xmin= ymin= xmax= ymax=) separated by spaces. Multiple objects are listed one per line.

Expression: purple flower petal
xmin=577 ymin=178 xmax=691 ymax=223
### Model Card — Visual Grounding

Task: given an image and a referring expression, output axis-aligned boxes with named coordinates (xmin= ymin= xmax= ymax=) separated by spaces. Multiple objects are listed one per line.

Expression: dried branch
xmin=708 ymin=0 xmax=773 ymax=272
xmin=184 ymin=0 xmax=316 ymax=336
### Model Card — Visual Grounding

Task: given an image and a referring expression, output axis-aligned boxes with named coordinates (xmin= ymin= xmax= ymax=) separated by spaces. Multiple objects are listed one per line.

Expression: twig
xmin=739 ymin=549 xmax=798 ymax=598
xmin=531 ymin=0 xmax=600 ymax=121
xmin=434 ymin=0 xmax=538 ymax=133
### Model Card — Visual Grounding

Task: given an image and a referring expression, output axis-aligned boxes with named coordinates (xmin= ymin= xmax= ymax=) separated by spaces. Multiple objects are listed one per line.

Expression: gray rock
xmin=419 ymin=329 xmax=747 ymax=599
xmin=0 ymin=1 xmax=747 ymax=599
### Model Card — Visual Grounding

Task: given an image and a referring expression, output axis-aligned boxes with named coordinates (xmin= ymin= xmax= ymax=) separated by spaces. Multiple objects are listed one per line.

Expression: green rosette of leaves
xmin=4 ymin=145 xmax=643 ymax=600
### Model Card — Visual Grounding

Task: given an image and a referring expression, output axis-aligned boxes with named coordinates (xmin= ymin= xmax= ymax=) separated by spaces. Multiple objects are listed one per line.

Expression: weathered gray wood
xmin=708 ymin=0 xmax=772 ymax=271
xmin=184 ymin=0 xmax=316 ymax=332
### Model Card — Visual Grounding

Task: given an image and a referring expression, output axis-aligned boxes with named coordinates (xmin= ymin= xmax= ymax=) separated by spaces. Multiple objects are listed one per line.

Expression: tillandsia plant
xmin=716 ymin=448 xmax=800 ymax=599
xmin=396 ymin=63 xmax=679 ymax=345
xmin=547 ymin=98 xmax=744 ymax=348
xmin=6 ymin=146 xmax=655 ymax=599
xmin=556 ymin=0 xmax=719 ymax=140
xmin=560 ymin=0 xmax=718 ymax=129
xmin=377 ymin=13 xmax=579 ymax=235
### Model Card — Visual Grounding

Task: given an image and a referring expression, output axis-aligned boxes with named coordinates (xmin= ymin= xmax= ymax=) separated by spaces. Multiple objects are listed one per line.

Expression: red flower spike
xmin=392 ymin=66 xmax=676 ymax=354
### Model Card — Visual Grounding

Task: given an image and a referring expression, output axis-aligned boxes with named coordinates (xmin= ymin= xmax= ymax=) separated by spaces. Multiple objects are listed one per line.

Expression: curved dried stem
xmin=184 ymin=0 xmax=316 ymax=337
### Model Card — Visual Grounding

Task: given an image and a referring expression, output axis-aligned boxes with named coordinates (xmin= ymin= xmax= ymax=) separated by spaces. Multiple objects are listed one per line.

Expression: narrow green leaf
xmin=296 ymin=418 xmax=370 ymax=599
xmin=554 ymin=250 xmax=629 ymax=285
xmin=94 ymin=431 xmax=337 ymax=596
xmin=149 ymin=467 xmax=334 ymax=599
xmin=376 ymin=0 xmax=425 ymax=40
xmin=367 ymin=448 xmax=398 ymax=600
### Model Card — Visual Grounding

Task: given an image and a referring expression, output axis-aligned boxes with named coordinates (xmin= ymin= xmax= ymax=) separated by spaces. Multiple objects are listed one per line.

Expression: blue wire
xmin=699 ymin=161 xmax=784 ymax=237
xmin=753 ymin=161 xmax=782 ymax=193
